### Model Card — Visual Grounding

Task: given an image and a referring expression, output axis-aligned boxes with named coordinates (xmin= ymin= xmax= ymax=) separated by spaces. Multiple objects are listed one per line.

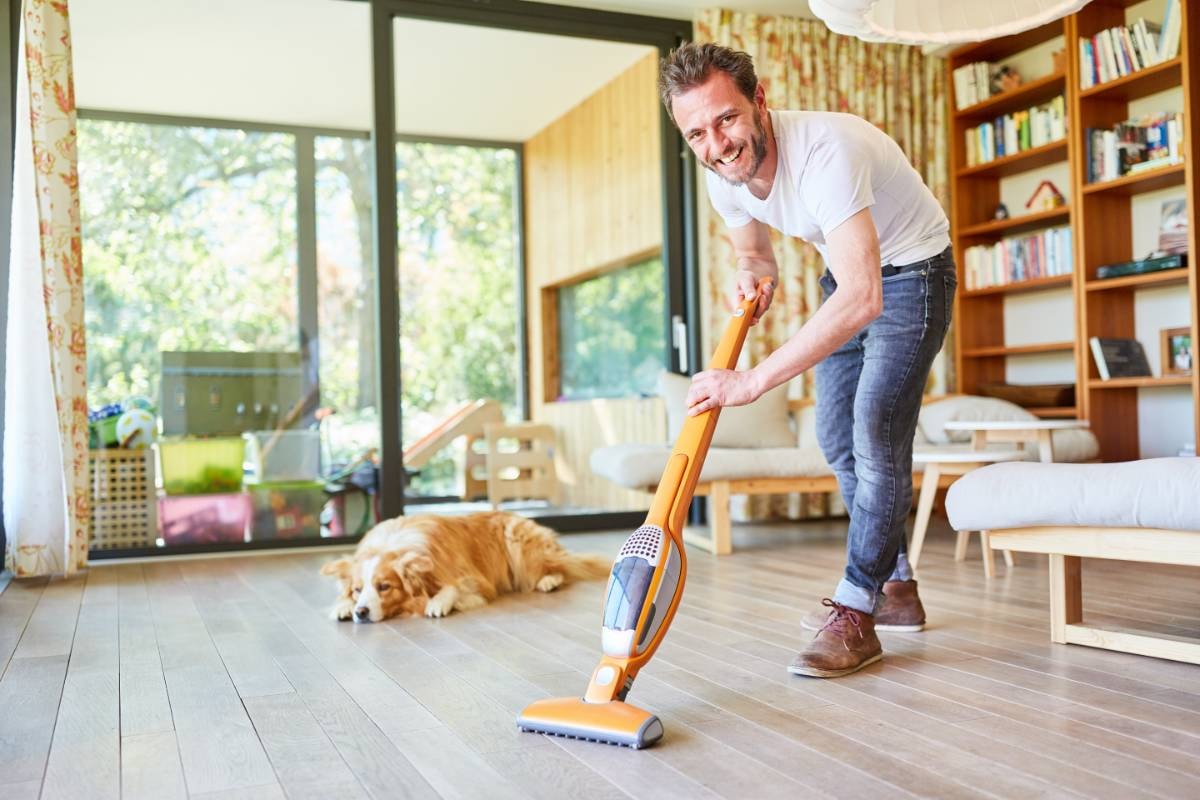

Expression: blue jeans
xmin=814 ymin=248 xmax=956 ymax=615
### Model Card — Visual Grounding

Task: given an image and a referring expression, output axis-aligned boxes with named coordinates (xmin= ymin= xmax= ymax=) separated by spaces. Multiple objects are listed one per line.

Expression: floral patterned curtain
xmin=694 ymin=9 xmax=950 ymax=521
xmin=3 ymin=0 xmax=89 ymax=577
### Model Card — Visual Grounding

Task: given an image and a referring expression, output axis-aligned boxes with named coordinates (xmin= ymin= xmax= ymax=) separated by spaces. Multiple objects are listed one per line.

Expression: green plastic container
xmin=96 ymin=415 xmax=120 ymax=448
xmin=157 ymin=436 xmax=245 ymax=495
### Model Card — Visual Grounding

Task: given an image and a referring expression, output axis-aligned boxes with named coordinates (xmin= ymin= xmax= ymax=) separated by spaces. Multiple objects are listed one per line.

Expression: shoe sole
xmin=787 ymin=652 xmax=883 ymax=678
xmin=800 ymin=619 xmax=925 ymax=633
xmin=874 ymin=622 xmax=925 ymax=632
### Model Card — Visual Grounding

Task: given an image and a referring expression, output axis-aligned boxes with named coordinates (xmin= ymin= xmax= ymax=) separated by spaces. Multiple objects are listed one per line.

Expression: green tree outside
xmin=80 ymin=120 xmax=519 ymax=498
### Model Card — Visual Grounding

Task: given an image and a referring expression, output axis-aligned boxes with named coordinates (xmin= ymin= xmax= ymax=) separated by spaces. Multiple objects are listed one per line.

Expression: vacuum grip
xmin=706 ymin=276 xmax=773 ymax=371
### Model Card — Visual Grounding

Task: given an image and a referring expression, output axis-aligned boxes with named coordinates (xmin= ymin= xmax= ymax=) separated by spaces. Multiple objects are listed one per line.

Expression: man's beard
xmin=703 ymin=114 xmax=768 ymax=187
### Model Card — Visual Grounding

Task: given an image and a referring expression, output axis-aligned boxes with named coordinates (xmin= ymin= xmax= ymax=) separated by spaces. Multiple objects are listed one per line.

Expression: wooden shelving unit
xmin=949 ymin=18 xmax=1078 ymax=421
xmin=1072 ymin=0 xmax=1200 ymax=460
xmin=950 ymin=2 xmax=1200 ymax=461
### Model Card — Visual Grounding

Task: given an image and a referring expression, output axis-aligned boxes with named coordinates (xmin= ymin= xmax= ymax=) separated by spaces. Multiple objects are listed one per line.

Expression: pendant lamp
xmin=809 ymin=0 xmax=1093 ymax=45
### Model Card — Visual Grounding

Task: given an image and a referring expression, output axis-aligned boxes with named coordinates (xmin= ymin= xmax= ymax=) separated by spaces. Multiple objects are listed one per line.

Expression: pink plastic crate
xmin=158 ymin=493 xmax=251 ymax=545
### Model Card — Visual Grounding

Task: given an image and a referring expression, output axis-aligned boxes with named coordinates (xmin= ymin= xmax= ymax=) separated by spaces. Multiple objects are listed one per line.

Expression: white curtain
xmin=4 ymin=0 xmax=89 ymax=577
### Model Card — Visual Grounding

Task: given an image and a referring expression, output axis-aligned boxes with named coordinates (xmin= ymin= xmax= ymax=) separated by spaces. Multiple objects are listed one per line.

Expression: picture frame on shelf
xmin=1161 ymin=327 xmax=1193 ymax=376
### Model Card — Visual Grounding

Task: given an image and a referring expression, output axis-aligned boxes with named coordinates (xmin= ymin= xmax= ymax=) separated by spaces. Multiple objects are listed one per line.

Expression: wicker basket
xmin=89 ymin=449 xmax=157 ymax=551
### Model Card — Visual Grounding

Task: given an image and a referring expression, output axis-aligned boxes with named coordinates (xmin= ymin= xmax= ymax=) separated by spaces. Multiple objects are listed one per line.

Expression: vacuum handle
xmin=660 ymin=277 xmax=773 ymax=537
xmin=705 ymin=277 xmax=773 ymax=371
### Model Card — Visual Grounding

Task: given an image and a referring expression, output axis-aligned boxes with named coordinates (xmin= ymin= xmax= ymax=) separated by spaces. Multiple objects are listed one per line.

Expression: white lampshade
xmin=809 ymin=0 xmax=1093 ymax=45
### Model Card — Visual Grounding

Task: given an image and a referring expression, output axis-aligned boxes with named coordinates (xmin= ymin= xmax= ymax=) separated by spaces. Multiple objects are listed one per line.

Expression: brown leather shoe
xmin=789 ymin=599 xmax=882 ymax=678
xmin=800 ymin=580 xmax=926 ymax=632
xmin=874 ymin=580 xmax=926 ymax=632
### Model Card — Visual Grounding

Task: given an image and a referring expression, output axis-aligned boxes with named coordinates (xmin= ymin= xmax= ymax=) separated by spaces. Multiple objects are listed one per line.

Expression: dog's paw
xmin=332 ymin=602 xmax=354 ymax=621
xmin=536 ymin=573 xmax=565 ymax=593
xmin=424 ymin=596 xmax=454 ymax=618
xmin=455 ymin=593 xmax=488 ymax=612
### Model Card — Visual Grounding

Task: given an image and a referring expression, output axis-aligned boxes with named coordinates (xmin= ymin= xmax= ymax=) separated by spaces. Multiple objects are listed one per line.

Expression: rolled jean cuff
xmin=832 ymin=578 xmax=877 ymax=615
xmin=889 ymin=552 xmax=914 ymax=582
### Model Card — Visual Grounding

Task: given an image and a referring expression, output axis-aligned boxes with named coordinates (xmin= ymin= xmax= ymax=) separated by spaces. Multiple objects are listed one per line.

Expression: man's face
xmin=670 ymin=72 xmax=769 ymax=187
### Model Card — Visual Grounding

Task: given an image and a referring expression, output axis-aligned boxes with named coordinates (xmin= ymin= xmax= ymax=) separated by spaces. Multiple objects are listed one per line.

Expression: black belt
xmin=881 ymin=246 xmax=953 ymax=278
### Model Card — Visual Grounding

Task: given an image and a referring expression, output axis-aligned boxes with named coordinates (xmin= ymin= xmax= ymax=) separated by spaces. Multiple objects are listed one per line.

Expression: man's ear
xmin=320 ymin=557 xmax=352 ymax=581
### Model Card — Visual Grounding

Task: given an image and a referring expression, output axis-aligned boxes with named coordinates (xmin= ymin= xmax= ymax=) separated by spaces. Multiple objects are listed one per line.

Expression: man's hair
xmin=658 ymin=42 xmax=758 ymax=121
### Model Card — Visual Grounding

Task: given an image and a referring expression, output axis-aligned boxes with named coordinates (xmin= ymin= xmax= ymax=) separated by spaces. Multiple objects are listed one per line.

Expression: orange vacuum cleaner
xmin=517 ymin=277 xmax=773 ymax=749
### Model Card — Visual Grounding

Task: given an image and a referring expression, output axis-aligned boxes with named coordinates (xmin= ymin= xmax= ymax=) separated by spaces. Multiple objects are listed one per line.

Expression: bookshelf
xmin=949 ymin=18 xmax=1079 ymax=422
xmin=949 ymin=0 xmax=1200 ymax=460
xmin=1073 ymin=0 xmax=1199 ymax=461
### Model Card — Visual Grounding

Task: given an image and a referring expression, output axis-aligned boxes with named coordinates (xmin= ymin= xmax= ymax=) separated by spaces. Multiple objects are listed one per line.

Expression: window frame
xmin=547 ymin=247 xmax=667 ymax=403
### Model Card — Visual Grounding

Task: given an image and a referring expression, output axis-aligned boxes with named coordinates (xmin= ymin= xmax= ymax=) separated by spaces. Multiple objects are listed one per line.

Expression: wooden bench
xmin=946 ymin=458 xmax=1200 ymax=665
xmin=684 ymin=469 xmax=963 ymax=555
xmin=987 ymin=526 xmax=1200 ymax=664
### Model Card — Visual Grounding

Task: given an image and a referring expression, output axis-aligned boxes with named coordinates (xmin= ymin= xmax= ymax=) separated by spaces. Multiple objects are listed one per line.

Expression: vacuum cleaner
xmin=517 ymin=277 xmax=773 ymax=749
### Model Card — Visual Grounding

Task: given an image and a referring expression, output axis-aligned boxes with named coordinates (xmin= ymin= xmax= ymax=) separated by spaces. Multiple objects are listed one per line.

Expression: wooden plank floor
xmin=3 ymin=516 xmax=1200 ymax=799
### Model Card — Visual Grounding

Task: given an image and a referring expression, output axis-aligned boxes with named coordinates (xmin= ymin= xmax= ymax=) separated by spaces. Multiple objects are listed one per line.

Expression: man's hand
xmin=734 ymin=269 xmax=775 ymax=324
xmin=686 ymin=368 xmax=763 ymax=416
xmin=727 ymin=220 xmax=778 ymax=325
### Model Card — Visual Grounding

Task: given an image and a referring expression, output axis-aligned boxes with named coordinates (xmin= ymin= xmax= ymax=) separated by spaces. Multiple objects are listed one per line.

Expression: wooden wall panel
xmin=541 ymin=397 xmax=664 ymax=511
xmin=523 ymin=51 xmax=663 ymax=510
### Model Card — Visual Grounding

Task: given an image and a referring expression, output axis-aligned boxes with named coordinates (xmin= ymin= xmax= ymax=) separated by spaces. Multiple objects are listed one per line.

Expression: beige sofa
xmin=589 ymin=373 xmax=1100 ymax=554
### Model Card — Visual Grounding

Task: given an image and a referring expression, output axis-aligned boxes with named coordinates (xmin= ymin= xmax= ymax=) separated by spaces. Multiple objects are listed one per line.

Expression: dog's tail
xmin=560 ymin=552 xmax=613 ymax=581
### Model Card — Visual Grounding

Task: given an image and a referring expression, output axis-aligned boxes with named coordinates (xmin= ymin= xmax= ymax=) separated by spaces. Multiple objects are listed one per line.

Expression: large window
xmin=80 ymin=120 xmax=298 ymax=407
xmin=78 ymin=116 xmax=523 ymax=547
xmin=557 ymin=256 xmax=666 ymax=400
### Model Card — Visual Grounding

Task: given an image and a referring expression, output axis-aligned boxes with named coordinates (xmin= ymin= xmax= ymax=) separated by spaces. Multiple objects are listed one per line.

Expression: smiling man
xmin=660 ymin=43 xmax=954 ymax=678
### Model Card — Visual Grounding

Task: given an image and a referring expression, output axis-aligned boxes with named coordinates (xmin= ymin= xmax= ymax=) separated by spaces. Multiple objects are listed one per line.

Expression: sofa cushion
xmin=656 ymin=372 xmax=795 ymax=449
xmin=918 ymin=395 xmax=1036 ymax=444
xmin=917 ymin=394 xmax=1100 ymax=461
xmin=590 ymin=442 xmax=832 ymax=490
xmin=945 ymin=457 xmax=1200 ymax=532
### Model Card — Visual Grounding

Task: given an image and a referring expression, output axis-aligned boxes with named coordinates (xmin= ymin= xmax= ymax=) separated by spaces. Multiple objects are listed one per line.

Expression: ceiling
xmin=70 ymin=0 xmax=689 ymax=141
xmin=531 ymin=0 xmax=815 ymax=19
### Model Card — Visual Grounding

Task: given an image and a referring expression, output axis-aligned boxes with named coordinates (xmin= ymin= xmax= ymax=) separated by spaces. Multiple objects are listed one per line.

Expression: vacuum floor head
xmin=517 ymin=697 xmax=664 ymax=749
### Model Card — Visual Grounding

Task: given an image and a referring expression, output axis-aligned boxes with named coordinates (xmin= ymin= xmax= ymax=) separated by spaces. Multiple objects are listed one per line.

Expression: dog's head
xmin=321 ymin=550 xmax=435 ymax=623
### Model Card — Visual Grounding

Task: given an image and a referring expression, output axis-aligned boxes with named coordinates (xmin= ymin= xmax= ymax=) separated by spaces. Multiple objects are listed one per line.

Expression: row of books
xmin=964 ymin=96 xmax=1067 ymax=167
xmin=1085 ymin=112 xmax=1184 ymax=184
xmin=963 ymin=226 xmax=1073 ymax=291
xmin=951 ymin=61 xmax=1002 ymax=110
xmin=1078 ymin=10 xmax=1181 ymax=89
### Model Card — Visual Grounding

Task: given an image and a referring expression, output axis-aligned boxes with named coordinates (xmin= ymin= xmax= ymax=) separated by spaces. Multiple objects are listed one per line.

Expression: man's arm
xmin=749 ymin=208 xmax=882 ymax=391
xmin=686 ymin=208 xmax=882 ymax=414
xmin=728 ymin=219 xmax=779 ymax=324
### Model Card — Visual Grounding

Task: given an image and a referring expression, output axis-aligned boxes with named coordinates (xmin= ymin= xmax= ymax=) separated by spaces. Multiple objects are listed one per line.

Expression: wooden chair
xmin=483 ymin=422 xmax=559 ymax=509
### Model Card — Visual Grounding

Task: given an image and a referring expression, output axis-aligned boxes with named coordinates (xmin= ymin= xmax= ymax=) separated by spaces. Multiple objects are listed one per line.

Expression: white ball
xmin=116 ymin=409 xmax=157 ymax=450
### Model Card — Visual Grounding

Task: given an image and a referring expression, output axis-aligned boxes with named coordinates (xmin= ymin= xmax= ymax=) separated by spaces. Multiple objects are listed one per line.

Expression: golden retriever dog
xmin=320 ymin=511 xmax=611 ymax=622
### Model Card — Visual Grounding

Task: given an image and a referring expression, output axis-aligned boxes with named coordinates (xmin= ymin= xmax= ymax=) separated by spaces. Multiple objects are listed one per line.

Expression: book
xmin=1158 ymin=198 xmax=1188 ymax=254
xmin=1089 ymin=337 xmax=1152 ymax=380
xmin=1096 ymin=253 xmax=1186 ymax=279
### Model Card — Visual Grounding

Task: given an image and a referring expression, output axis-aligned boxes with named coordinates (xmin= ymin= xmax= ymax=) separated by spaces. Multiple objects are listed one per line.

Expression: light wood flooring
xmin=2 ymin=516 xmax=1200 ymax=799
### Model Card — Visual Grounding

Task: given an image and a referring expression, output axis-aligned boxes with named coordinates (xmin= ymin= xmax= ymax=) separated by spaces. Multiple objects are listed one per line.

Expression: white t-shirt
xmin=706 ymin=110 xmax=950 ymax=267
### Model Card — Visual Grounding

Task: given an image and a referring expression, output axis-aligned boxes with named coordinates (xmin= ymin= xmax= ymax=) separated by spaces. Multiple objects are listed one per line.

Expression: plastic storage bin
xmin=247 ymin=480 xmax=326 ymax=540
xmin=157 ymin=436 xmax=244 ymax=495
xmin=243 ymin=430 xmax=321 ymax=483
xmin=158 ymin=493 xmax=251 ymax=545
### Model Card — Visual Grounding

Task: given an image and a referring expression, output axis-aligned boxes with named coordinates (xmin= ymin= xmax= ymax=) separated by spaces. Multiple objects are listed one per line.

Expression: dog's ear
xmin=391 ymin=552 xmax=435 ymax=594
xmin=320 ymin=557 xmax=352 ymax=581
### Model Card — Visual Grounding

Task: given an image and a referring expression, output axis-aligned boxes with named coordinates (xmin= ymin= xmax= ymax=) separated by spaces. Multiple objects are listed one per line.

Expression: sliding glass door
xmin=377 ymin=3 xmax=694 ymax=525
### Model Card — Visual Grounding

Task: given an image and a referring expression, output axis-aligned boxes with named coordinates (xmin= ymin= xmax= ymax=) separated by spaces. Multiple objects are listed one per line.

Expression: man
xmin=660 ymin=42 xmax=954 ymax=677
